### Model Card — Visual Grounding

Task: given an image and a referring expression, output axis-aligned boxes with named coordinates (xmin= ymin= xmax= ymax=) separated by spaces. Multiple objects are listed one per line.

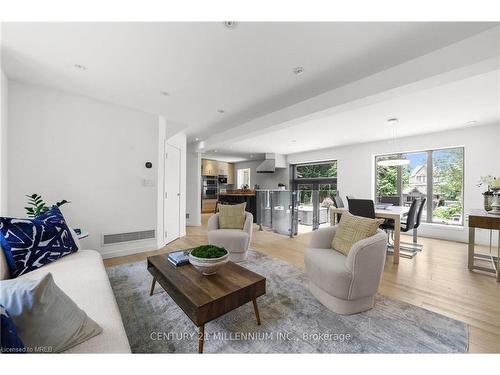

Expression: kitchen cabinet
xmin=202 ymin=159 xmax=218 ymax=176
xmin=227 ymin=163 xmax=235 ymax=184
xmin=217 ymin=161 xmax=228 ymax=176
xmin=202 ymin=198 xmax=218 ymax=213
xmin=202 ymin=159 xmax=233 ymax=177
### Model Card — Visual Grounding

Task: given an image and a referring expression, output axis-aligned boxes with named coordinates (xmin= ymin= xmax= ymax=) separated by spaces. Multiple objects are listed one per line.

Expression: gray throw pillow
xmin=0 ymin=273 xmax=102 ymax=353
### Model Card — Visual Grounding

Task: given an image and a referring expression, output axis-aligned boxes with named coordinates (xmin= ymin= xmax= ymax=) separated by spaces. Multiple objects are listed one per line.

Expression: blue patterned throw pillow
xmin=0 ymin=304 xmax=25 ymax=353
xmin=0 ymin=206 xmax=78 ymax=277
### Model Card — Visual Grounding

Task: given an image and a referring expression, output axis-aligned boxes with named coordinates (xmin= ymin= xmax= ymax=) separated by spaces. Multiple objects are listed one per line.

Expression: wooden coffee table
xmin=147 ymin=253 xmax=266 ymax=353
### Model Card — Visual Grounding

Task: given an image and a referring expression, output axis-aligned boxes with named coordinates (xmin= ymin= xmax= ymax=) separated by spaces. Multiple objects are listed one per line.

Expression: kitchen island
xmin=217 ymin=190 xmax=257 ymax=223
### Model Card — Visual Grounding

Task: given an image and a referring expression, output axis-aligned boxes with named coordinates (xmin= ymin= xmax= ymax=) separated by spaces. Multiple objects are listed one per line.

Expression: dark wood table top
xmin=147 ymin=254 xmax=266 ymax=326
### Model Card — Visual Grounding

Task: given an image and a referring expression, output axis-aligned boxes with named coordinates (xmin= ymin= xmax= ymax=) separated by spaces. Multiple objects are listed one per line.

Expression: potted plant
xmin=24 ymin=193 xmax=70 ymax=218
xmin=189 ymin=245 xmax=229 ymax=275
xmin=477 ymin=176 xmax=496 ymax=211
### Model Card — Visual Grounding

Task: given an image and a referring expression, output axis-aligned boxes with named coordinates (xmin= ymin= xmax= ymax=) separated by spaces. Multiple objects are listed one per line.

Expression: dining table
xmin=329 ymin=205 xmax=409 ymax=264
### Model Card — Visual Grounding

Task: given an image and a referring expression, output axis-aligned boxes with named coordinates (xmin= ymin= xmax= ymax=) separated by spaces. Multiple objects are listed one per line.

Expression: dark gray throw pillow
xmin=0 ymin=273 xmax=102 ymax=353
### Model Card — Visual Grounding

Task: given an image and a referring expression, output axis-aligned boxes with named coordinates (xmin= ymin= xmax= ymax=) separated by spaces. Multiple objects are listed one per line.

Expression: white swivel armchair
xmin=305 ymin=225 xmax=387 ymax=315
xmin=207 ymin=212 xmax=253 ymax=262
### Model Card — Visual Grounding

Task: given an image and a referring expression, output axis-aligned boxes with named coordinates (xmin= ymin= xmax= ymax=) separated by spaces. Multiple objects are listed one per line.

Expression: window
xmin=295 ymin=161 xmax=337 ymax=179
xmin=236 ymin=168 xmax=251 ymax=189
xmin=432 ymin=148 xmax=464 ymax=225
xmin=375 ymin=147 xmax=464 ymax=226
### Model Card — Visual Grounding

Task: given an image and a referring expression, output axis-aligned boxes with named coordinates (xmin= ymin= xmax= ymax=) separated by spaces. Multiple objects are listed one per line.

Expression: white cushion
xmin=18 ymin=250 xmax=131 ymax=353
xmin=1 ymin=273 xmax=103 ymax=353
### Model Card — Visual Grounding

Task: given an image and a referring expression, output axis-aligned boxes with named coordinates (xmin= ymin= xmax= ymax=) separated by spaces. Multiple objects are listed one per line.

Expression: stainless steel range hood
xmin=256 ymin=153 xmax=287 ymax=173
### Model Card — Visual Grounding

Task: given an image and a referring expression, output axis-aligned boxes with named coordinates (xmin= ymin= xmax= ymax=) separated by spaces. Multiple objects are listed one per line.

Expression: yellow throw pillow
xmin=219 ymin=203 xmax=247 ymax=229
xmin=331 ymin=212 xmax=385 ymax=256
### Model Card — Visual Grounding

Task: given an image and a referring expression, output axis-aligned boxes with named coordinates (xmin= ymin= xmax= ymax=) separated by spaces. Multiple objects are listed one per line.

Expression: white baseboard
xmin=99 ymin=239 xmax=159 ymax=259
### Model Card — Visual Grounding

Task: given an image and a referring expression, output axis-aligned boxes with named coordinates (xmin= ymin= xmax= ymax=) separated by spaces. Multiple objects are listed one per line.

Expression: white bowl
xmin=189 ymin=252 xmax=229 ymax=275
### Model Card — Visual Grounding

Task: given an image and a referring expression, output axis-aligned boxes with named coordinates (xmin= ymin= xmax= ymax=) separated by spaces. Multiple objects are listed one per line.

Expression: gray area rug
xmin=106 ymin=250 xmax=468 ymax=353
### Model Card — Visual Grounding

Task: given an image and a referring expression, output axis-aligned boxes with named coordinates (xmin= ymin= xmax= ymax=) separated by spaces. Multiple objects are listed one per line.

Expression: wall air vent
xmin=103 ymin=230 xmax=155 ymax=245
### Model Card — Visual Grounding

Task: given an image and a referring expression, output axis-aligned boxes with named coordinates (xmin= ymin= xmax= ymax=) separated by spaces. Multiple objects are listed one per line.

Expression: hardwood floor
xmin=104 ymin=214 xmax=500 ymax=353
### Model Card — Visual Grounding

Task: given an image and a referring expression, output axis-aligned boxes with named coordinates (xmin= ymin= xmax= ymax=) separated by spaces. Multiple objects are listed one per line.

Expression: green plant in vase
xmin=25 ymin=193 xmax=70 ymax=218
xmin=189 ymin=245 xmax=229 ymax=275
xmin=190 ymin=245 xmax=227 ymax=259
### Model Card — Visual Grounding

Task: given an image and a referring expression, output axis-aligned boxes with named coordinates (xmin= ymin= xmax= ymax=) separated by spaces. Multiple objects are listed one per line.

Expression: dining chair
xmin=333 ymin=194 xmax=344 ymax=209
xmin=347 ymin=198 xmax=375 ymax=219
xmin=400 ymin=198 xmax=426 ymax=251
xmin=333 ymin=194 xmax=345 ymax=223
xmin=384 ymin=199 xmax=419 ymax=258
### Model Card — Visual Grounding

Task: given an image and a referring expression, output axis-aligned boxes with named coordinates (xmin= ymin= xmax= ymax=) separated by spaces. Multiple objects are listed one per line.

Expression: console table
xmin=468 ymin=210 xmax=500 ymax=281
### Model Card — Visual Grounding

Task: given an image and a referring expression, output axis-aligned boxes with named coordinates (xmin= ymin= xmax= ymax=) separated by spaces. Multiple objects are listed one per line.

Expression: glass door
xmin=291 ymin=160 xmax=338 ymax=234
xmin=296 ymin=184 xmax=314 ymax=233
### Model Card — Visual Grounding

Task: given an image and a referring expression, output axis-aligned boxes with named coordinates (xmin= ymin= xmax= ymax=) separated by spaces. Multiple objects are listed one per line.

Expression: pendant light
xmin=378 ymin=118 xmax=410 ymax=167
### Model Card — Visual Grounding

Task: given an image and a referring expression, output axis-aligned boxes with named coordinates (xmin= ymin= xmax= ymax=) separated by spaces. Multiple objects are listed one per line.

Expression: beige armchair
xmin=305 ymin=225 xmax=387 ymax=315
xmin=207 ymin=212 xmax=253 ymax=262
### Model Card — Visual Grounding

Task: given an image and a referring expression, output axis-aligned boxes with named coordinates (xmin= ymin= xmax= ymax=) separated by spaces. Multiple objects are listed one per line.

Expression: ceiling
xmin=213 ymin=69 xmax=500 ymax=156
xmin=2 ymin=22 xmax=497 ymax=143
xmin=201 ymin=151 xmax=265 ymax=163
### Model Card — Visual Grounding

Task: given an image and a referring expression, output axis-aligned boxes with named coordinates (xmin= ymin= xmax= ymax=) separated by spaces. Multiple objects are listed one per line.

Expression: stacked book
xmin=167 ymin=250 xmax=191 ymax=267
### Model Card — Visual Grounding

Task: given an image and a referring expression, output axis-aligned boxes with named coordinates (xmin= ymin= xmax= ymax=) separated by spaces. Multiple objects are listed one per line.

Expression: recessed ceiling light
xmin=291 ymin=140 xmax=297 ymax=143
xmin=387 ymin=118 xmax=399 ymax=125
xmin=293 ymin=67 xmax=304 ymax=75
xmin=223 ymin=21 xmax=237 ymax=29
xmin=160 ymin=91 xmax=170 ymax=96
xmin=217 ymin=109 xmax=225 ymax=114
xmin=74 ymin=64 xmax=87 ymax=70
xmin=465 ymin=120 xmax=478 ymax=126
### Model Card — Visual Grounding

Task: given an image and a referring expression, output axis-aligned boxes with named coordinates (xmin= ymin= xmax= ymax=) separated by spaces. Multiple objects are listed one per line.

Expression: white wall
xmin=0 ymin=68 xmax=8 ymax=215
xmin=186 ymin=143 xmax=201 ymax=226
xmin=8 ymin=81 xmax=161 ymax=257
xmin=233 ymin=160 xmax=290 ymax=189
xmin=288 ymin=123 xmax=500 ymax=245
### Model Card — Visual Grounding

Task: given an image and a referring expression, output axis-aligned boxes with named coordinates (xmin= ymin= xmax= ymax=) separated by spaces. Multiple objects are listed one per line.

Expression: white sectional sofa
xmin=0 ymin=244 xmax=131 ymax=353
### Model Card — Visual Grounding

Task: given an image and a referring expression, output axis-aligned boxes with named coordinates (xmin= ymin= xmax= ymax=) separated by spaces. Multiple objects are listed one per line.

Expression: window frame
xmin=374 ymin=146 xmax=465 ymax=226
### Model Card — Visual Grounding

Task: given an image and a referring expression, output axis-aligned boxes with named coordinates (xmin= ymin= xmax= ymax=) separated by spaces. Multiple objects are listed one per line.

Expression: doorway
xmin=164 ymin=143 xmax=181 ymax=244
xmin=291 ymin=161 xmax=338 ymax=233
xmin=237 ymin=168 xmax=251 ymax=189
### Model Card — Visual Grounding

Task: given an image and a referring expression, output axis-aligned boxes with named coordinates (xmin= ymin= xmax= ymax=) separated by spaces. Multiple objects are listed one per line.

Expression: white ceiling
xmin=214 ymin=69 xmax=500 ymax=156
xmin=2 ymin=22 xmax=497 ymax=143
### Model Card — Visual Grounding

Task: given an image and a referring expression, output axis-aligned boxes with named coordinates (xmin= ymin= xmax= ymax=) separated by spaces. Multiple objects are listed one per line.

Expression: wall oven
xmin=203 ymin=176 xmax=218 ymax=187
xmin=204 ymin=179 xmax=217 ymax=187
xmin=202 ymin=176 xmax=219 ymax=199
xmin=203 ymin=187 xmax=218 ymax=199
